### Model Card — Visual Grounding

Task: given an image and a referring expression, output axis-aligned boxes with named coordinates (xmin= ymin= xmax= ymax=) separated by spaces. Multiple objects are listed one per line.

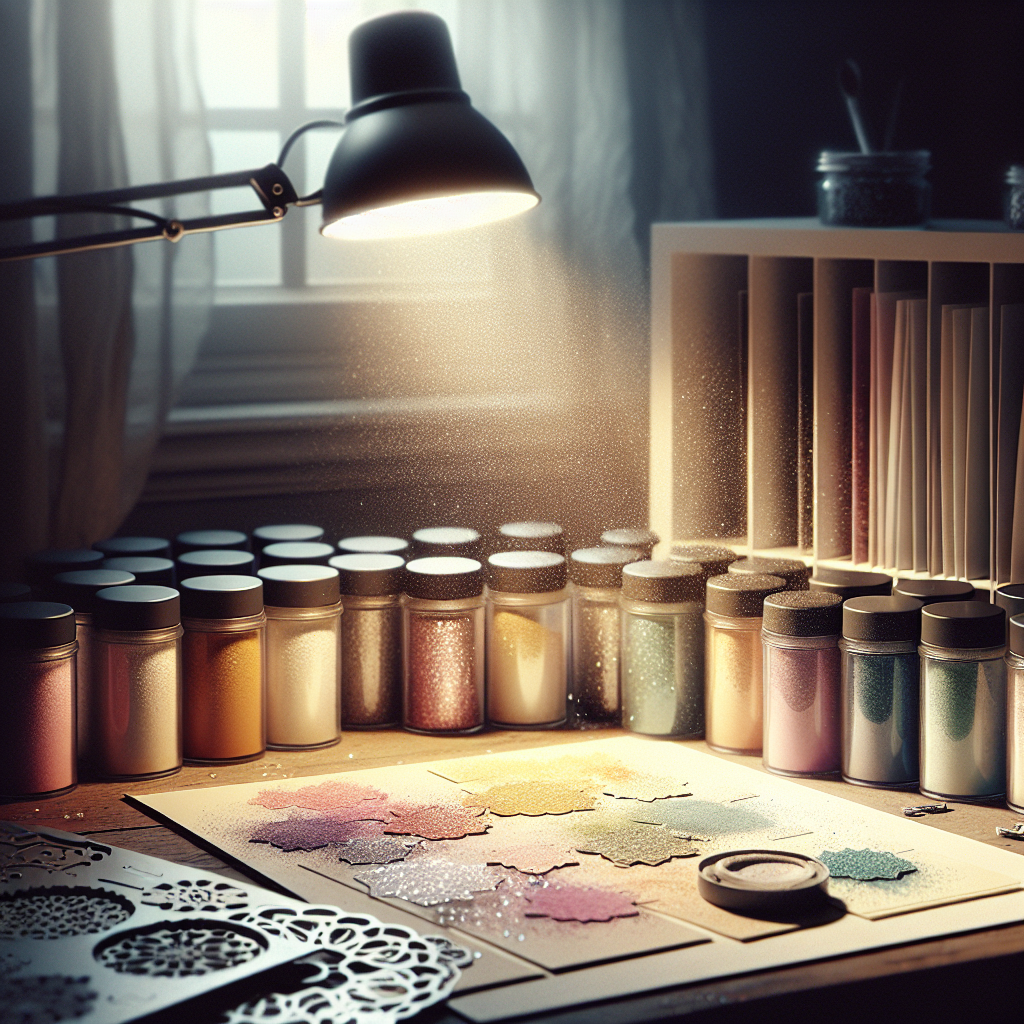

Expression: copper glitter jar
xmin=91 ymin=585 xmax=183 ymax=780
xmin=486 ymin=551 xmax=570 ymax=729
xmin=330 ymin=552 xmax=405 ymax=729
xmin=181 ymin=575 xmax=266 ymax=764
xmin=0 ymin=602 xmax=77 ymax=799
xmin=402 ymin=556 xmax=485 ymax=735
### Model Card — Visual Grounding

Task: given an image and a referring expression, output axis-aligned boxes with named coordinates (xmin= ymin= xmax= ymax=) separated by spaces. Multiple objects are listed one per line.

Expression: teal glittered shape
xmin=820 ymin=847 xmax=917 ymax=881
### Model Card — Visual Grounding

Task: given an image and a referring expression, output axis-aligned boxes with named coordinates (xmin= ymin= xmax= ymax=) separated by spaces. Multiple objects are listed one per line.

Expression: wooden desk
xmin=4 ymin=729 xmax=1022 ymax=1024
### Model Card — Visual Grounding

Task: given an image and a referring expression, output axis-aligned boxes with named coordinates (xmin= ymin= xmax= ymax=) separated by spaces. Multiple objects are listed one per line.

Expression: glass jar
xmin=330 ymin=552 xmax=405 ymax=728
xmin=496 ymin=521 xmax=565 ymax=555
xmin=841 ymin=596 xmax=923 ymax=788
xmin=92 ymin=585 xmax=183 ymax=780
xmin=567 ymin=546 xmax=642 ymax=728
xmin=175 ymin=529 xmax=249 ymax=555
xmin=100 ymin=556 xmax=176 ymax=587
xmin=1004 ymin=614 xmax=1024 ymax=811
xmin=486 ymin=551 xmax=569 ymax=728
xmin=411 ymin=526 xmax=482 ymax=560
xmin=668 ymin=543 xmax=738 ymax=584
xmin=728 ymin=556 xmax=810 ymax=591
xmin=816 ymin=150 xmax=931 ymax=227
xmin=919 ymin=601 xmax=1006 ymax=801
xmin=337 ymin=535 xmax=410 ymax=556
xmin=260 ymin=542 xmax=336 ymax=568
xmin=810 ymin=567 xmax=892 ymax=601
xmin=403 ymin=556 xmax=485 ymax=734
xmin=26 ymin=548 xmax=104 ymax=587
xmin=177 ymin=549 xmax=255 ymax=581
xmin=704 ymin=573 xmax=786 ymax=754
xmin=893 ymin=577 xmax=974 ymax=606
xmin=181 ymin=575 xmax=266 ymax=764
xmin=995 ymin=583 xmax=1024 ymax=643
xmin=600 ymin=528 xmax=659 ymax=560
xmin=93 ymin=536 xmax=172 ymax=558
xmin=621 ymin=560 xmax=704 ymax=737
xmin=1005 ymin=164 xmax=1024 ymax=230
xmin=0 ymin=602 xmax=77 ymax=799
xmin=252 ymin=523 xmax=324 ymax=557
xmin=762 ymin=591 xmax=843 ymax=776
xmin=47 ymin=568 xmax=136 ymax=762
xmin=259 ymin=565 xmax=342 ymax=750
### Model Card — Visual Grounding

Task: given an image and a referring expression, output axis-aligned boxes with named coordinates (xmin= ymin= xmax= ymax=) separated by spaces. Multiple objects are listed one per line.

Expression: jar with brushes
xmin=177 ymin=549 xmax=255 ymax=581
xmin=101 ymin=556 xmax=176 ymax=587
xmin=668 ymin=543 xmax=738 ymax=583
xmin=893 ymin=577 xmax=974 ymax=606
xmin=91 ymin=585 xmax=182 ymax=780
xmin=496 ymin=521 xmax=565 ymax=555
xmin=260 ymin=541 xmax=336 ymax=568
xmin=0 ymin=602 xmax=77 ymax=799
xmin=252 ymin=524 xmax=324 ymax=556
xmin=47 ymin=568 xmax=135 ymax=762
xmin=840 ymin=595 xmax=923 ymax=789
xmin=93 ymin=536 xmax=171 ymax=558
xmin=919 ymin=601 xmax=1006 ymax=802
xmin=330 ymin=552 xmax=405 ymax=729
xmin=567 ymin=546 xmax=642 ymax=727
xmin=704 ymin=573 xmax=786 ymax=754
xmin=338 ymin=535 xmax=410 ymax=556
xmin=26 ymin=548 xmax=104 ymax=586
xmin=403 ymin=556 xmax=485 ymax=734
xmin=1006 ymin=614 xmax=1024 ymax=811
xmin=175 ymin=529 xmax=249 ymax=555
xmin=728 ymin=556 xmax=810 ymax=591
xmin=486 ymin=551 xmax=569 ymax=729
xmin=180 ymin=575 xmax=266 ymax=764
xmin=1003 ymin=164 xmax=1023 ymax=230
xmin=762 ymin=590 xmax=843 ymax=776
xmin=258 ymin=564 xmax=342 ymax=750
xmin=620 ymin=559 xmax=704 ymax=737
xmin=816 ymin=150 xmax=931 ymax=227
xmin=601 ymin=527 xmax=659 ymax=560
xmin=411 ymin=526 xmax=482 ymax=560
xmin=810 ymin=567 xmax=892 ymax=601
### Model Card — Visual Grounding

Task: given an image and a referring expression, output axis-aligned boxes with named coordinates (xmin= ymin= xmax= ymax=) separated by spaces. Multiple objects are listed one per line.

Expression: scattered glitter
xmin=354 ymin=859 xmax=503 ymax=906
xmin=335 ymin=837 xmax=421 ymax=864
xmin=250 ymin=816 xmax=386 ymax=851
xmin=523 ymin=884 xmax=638 ymax=922
xmin=385 ymin=805 xmax=490 ymax=840
xmin=630 ymin=797 xmax=773 ymax=838
xmin=250 ymin=780 xmax=387 ymax=812
xmin=820 ymin=848 xmax=917 ymax=881
xmin=463 ymin=781 xmax=598 ymax=816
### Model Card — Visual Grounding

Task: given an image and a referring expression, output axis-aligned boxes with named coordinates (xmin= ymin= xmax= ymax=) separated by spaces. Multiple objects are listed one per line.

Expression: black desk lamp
xmin=0 ymin=10 xmax=539 ymax=262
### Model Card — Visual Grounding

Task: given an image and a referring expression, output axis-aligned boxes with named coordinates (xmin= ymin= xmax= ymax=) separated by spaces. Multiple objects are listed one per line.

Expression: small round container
xmin=26 ymin=548 xmax=104 ymax=585
xmin=330 ymin=552 xmax=405 ymax=729
xmin=338 ymin=535 xmax=410 ymax=556
xmin=568 ymin=546 xmax=643 ymax=727
xmin=893 ymin=578 xmax=974 ymax=606
xmin=601 ymin=527 xmax=659 ymax=560
xmin=252 ymin=524 xmax=325 ymax=555
xmin=729 ymin=557 xmax=810 ymax=592
xmin=0 ymin=583 xmax=32 ymax=604
xmin=1005 ymin=165 xmax=1024 ymax=230
xmin=47 ymin=568 xmax=135 ymax=762
xmin=704 ymin=573 xmax=786 ymax=754
xmin=621 ymin=560 xmax=704 ymax=737
xmin=486 ymin=551 xmax=569 ymax=729
xmin=0 ymin=602 xmax=77 ymax=799
xmin=259 ymin=565 xmax=342 ymax=750
xmin=260 ymin=541 xmax=336 ymax=568
xmin=1004 ymin=614 xmax=1024 ymax=811
xmin=101 ymin=556 xmax=176 ymax=587
xmin=176 ymin=529 xmax=250 ymax=555
xmin=180 ymin=575 xmax=266 ymax=764
xmin=496 ymin=522 xmax=565 ymax=555
xmin=810 ymin=568 xmax=892 ymax=601
xmin=919 ymin=601 xmax=1006 ymax=801
xmin=91 ymin=585 xmax=183 ymax=780
xmin=817 ymin=150 xmax=931 ymax=227
xmin=411 ymin=527 xmax=482 ymax=560
xmin=403 ymin=556 xmax=484 ymax=735
xmin=669 ymin=544 xmax=738 ymax=584
xmin=93 ymin=536 xmax=171 ymax=558
xmin=995 ymin=584 xmax=1024 ymax=643
xmin=177 ymin=549 xmax=256 ymax=581
xmin=762 ymin=591 xmax=843 ymax=777
xmin=841 ymin=595 xmax=923 ymax=788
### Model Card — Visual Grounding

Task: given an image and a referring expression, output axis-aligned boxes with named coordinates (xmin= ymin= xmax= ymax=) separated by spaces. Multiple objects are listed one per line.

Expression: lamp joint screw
xmin=272 ymin=183 xmax=284 ymax=196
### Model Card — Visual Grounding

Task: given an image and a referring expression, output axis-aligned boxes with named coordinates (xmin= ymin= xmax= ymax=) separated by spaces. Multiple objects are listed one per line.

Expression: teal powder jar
xmin=620 ymin=560 xmax=704 ymax=737
xmin=919 ymin=601 xmax=1006 ymax=802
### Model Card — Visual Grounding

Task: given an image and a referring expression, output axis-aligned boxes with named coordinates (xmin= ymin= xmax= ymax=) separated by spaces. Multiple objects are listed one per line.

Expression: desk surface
xmin=4 ymin=729 xmax=1023 ymax=1024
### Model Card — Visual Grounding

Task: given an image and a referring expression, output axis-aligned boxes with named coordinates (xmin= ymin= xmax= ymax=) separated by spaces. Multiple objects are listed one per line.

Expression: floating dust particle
xmin=354 ymin=858 xmax=503 ymax=906
xmin=463 ymin=781 xmax=598 ymax=816
xmin=820 ymin=848 xmax=917 ymax=881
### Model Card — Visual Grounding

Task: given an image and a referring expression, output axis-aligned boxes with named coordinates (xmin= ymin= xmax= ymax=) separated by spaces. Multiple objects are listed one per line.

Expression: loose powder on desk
xmin=266 ymin=620 xmax=339 ymax=747
xmin=488 ymin=610 xmax=565 ymax=726
xmin=183 ymin=630 xmax=263 ymax=760
xmin=705 ymin=625 xmax=762 ymax=753
xmin=342 ymin=606 xmax=401 ymax=727
xmin=572 ymin=602 xmax=621 ymax=722
xmin=406 ymin=615 xmax=481 ymax=733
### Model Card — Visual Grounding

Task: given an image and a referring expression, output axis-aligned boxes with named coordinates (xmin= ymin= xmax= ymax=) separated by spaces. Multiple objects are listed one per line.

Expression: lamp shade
xmin=321 ymin=11 xmax=539 ymax=240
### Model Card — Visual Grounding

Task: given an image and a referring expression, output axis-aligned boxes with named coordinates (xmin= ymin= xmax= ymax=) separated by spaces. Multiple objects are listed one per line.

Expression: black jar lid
xmin=706 ymin=573 xmax=786 ymax=617
xmin=893 ymin=578 xmax=974 ymax=605
xmin=93 ymin=536 xmax=171 ymax=558
xmin=252 ymin=524 xmax=325 ymax=553
xmin=180 ymin=575 xmax=264 ymax=619
xmin=1009 ymin=614 xmax=1024 ymax=657
xmin=258 ymin=564 xmax=341 ymax=608
xmin=0 ymin=583 xmax=32 ymax=604
xmin=622 ymin=559 xmax=702 ymax=603
xmin=411 ymin=527 xmax=481 ymax=558
xmin=842 ymin=595 xmax=923 ymax=642
xmin=568 ymin=546 xmax=644 ymax=588
xmin=329 ymin=553 xmax=405 ymax=596
xmin=496 ymin=522 xmax=565 ymax=555
xmin=177 ymin=549 xmax=256 ymax=581
xmin=920 ymin=601 xmax=1004 ymax=649
xmin=729 ymin=557 xmax=810 ymax=591
xmin=669 ymin=543 xmax=738 ymax=578
xmin=488 ymin=551 xmax=567 ymax=594
xmin=175 ymin=529 xmax=249 ymax=554
xmin=338 ymin=535 xmax=410 ymax=555
xmin=101 ymin=556 xmax=176 ymax=587
xmin=47 ymin=569 xmax=136 ymax=613
xmin=26 ymin=548 xmax=105 ymax=584
xmin=995 ymin=584 xmax=1024 ymax=624
xmin=810 ymin=567 xmax=892 ymax=600
xmin=0 ymin=602 xmax=76 ymax=649
xmin=260 ymin=541 xmax=336 ymax=567
xmin=94 ymin=585 xmax=181 ymax=631
xmin=404 ymin=556 xmax=483 ymax=600
xmin=763 ymin=590 xmax=843 ymax=636
xmin=600 ymin=527 xmax=659 ymax=554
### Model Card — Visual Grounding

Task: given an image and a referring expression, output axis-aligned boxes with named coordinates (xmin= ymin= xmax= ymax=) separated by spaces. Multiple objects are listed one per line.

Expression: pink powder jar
xmin=762 ymin=590 xmax=843 ymax=777
xmin=0 ymin=601 xmax=78 ymax=799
